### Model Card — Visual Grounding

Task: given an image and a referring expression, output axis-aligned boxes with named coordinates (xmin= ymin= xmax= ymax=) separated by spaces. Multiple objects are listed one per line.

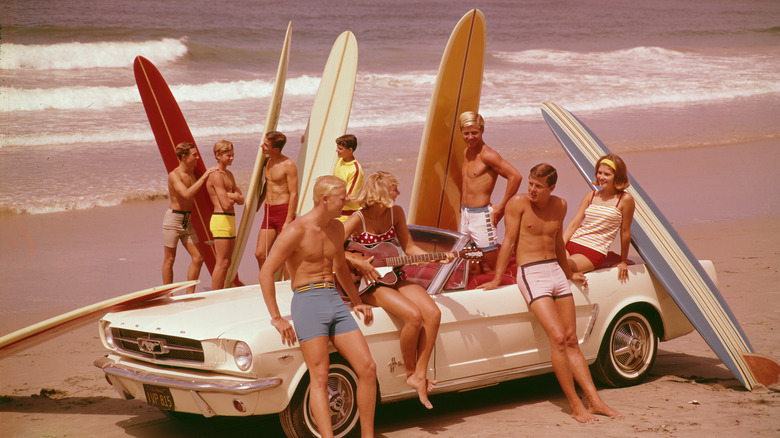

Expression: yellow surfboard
xmin=0 ymin=280 xmax=196 ymax=360
xmin=224 ymin=22 xmax=292 ymax=289
xmin=408 ymin=9 xmax=486 ymax=231
xmin=296 ymin=31 xmax=358 ymax=216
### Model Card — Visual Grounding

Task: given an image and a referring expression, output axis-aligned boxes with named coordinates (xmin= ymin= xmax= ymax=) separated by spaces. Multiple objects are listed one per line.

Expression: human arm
xmin=227 ymin=176 xmax=244 ymax=205
xmin=394 ymin=206 xmax=454 ymax=264
xmin=483 ymin=149 xmax=522 ymax=225
xmin=478 ymin=195 xmax=522 ymax=290
xmin=333 ymin=225 xmax=373 ymax=325
xmin=209 ymin=171 xmax=236 ymax=211
xmin=562 ymin=191 xmax=592 ymax=243
xmin=169 ymin=167 xmax=217 ymax=201
xmin=283 ymin=163 xmax=299 ymax=228
xmin=259 ymin=224 xmax=300 ymax=346
xmin=616 ymin=192 xmax=636 ymax=283
xmin=555 ymin=199 xmax=588 ymax=287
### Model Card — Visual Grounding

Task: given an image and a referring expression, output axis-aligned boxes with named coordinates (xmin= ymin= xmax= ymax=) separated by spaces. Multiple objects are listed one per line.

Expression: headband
xmin=600 ymin=158 xmax=616 ymax=171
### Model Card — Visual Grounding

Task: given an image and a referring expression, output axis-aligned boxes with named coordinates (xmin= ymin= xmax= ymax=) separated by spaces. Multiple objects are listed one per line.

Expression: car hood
xmin=102 ymin=282 xmax=293 ymax=341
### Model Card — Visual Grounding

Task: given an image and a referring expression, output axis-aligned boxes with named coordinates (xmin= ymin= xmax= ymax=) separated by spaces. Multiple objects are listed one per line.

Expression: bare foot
xmin=427 ymin=379 xmax=437 ymax=393
xmin=407 ymin=375 xmax=433 ymax=409
xmin=589 ymin=402 xmax=622 ymax=418
xmin=572 ymin=407 xmax=599 ymax=423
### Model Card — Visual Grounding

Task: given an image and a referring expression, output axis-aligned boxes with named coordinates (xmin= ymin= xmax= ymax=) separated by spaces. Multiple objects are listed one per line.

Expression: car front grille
xmin=111 ymin=328 xmax=204 ymax=363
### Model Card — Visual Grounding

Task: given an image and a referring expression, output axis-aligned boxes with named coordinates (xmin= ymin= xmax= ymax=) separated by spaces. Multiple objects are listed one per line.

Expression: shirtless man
xmin=162 ymin=142 xmax=217 ymax=294
xmin=206 ymin=140 xmax=244 ymax=291
xmin=260 ymin=176 xmax=376 ymax=438
xmin=255 ymin=131 xmax=298 ymax=276
xmin=479 ymin=164 xmax=621 ymax=423
xmin=459 ymin=111 xmax=523 ymax=274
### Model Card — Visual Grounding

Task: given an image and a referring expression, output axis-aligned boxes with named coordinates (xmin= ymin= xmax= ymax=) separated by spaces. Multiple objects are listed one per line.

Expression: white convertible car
xmin=95 ymin=225 xmax=710 ymax=438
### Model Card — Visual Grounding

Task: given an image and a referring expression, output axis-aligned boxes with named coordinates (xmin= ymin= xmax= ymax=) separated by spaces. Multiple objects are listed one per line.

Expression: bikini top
xmin=569 ymin=191 xmax=624 ymax=255
xmin=352 ymin=208 xmax=401 ymax=248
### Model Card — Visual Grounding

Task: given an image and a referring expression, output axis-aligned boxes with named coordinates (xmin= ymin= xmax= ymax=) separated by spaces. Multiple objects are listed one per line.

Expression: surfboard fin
xmin=743 ymin=353 xmax=780 ymax=388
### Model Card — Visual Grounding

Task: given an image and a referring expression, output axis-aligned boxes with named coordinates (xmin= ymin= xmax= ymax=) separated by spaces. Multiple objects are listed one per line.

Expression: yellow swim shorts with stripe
xmin=210 ymin=212 xmax=236 ymax=239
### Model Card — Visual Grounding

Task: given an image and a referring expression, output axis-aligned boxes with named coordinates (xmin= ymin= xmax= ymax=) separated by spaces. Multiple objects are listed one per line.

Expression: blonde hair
xmin=353 ymin=171 xmax=399 ymax=209
xmin=459 ymin=111 xmax=484 ymax=130
xmin=213 ymin=140 xmax=234 ymax=157
xmin=313 ymin=175 xmax=346 ymax=203
xmin=593 ymin=154 xmax=630 ymax=191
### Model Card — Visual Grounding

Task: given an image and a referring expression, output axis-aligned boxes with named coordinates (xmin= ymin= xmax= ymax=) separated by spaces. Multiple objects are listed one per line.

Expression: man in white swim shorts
xmin=459 ymin=111 xmax=523 ymax=274
xmin=479 ymin=163 xmax=621 ymax=423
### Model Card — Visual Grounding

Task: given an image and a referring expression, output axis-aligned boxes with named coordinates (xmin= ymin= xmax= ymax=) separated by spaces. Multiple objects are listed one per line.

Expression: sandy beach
xmin=1 ymin=137 xmax=779 ymax=437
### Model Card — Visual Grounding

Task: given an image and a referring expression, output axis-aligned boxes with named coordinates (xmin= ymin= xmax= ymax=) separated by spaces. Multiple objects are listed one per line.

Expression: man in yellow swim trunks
xmin=206 ymin=140 xmax=244 ymax=291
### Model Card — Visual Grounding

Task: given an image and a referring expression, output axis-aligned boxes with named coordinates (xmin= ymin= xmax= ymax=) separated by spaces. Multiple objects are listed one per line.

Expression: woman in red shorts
xmin=563 ymin=154 xmax=635 ymax=283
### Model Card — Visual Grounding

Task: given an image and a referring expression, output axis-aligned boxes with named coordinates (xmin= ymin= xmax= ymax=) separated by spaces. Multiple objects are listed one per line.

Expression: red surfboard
xmin=134 ymin=56 xmax=239 ymax=286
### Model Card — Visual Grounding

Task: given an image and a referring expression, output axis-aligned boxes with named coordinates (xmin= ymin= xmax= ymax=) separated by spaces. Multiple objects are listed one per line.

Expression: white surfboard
xmin=0 ymin=280 xmax=197 ymax=360
xmin=295 ymin=31 xmax=358 ymax=215
xmin=224 ymin=22 xmax=292 ymax=289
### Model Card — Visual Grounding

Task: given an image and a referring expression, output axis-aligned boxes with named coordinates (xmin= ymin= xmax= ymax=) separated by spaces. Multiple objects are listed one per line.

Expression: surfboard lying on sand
xmin=134 ymin=56 xmax=239 ymax=287
xmin=541 ymin=101 xmax=779 ymax=389
xmin=0 ymin=280 xmax=196 ymax=360
xmin=296 ymin=30 xmax=358 ymax=216
xmin=224 ymin=22 xmax=292 ymax=289
xmin=408 ymin=9 xmax=486 ymax=231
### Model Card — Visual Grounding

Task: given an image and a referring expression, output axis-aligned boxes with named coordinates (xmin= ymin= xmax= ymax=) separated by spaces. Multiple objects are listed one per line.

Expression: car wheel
xmin=592 ymin=310 xmax=658 ymax=387
xmin=279 ymin=360 xmax=361 ymax=438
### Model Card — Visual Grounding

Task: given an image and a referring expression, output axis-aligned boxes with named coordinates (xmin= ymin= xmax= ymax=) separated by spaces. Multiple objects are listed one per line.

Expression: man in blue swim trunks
xmin=479 ymin=164 xmax=621 ymax=423
xmin=259 ymin=175 xmax=376 ymax=438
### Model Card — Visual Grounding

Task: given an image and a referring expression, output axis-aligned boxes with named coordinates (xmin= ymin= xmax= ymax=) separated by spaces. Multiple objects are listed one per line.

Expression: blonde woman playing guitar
xmin=344 ymin=171 xmax=455 ymax=410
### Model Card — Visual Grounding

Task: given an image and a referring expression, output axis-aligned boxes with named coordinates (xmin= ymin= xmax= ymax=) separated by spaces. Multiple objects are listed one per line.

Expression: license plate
xmin=143 ymin=384 xmax=175 ymax=410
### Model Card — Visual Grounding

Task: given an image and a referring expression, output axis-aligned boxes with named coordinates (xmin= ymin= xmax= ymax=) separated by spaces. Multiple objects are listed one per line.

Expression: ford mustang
xmin=94 ymin=225 xmax=709 ymax=438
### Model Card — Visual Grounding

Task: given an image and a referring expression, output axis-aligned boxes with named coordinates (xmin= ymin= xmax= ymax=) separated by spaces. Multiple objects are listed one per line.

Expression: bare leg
xmin=255 ymin=228 xmax=277 ymax=278
xmin=162 ymin=245 xmax=177 ymax=285
xmin=567 ymin=253 xmax=595 ymax=274
xmin=555 ymin=296 xmax=622 ymax=418
xmin=397 ymin=280 xmax=441 ymax=408
xmin=182 ymin=242 xmax=203 ymax=293
xmin=361 ymin=286 xmax=431 ymax=408
xmin=332 ymin=330 xmax=377 ymax=438
xmin=211 ymin=238 xmax=233 ymax=291
xmin=529 ymin=297 xmax=597 ymax=423
xmin=481 ymin=249 xmax=499 ymax=275
xmin=299 ymin=337 xmax=337 ymax=438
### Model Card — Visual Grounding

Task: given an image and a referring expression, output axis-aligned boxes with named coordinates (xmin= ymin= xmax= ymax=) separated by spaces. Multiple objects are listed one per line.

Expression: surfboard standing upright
xmin=408 ymin=9 xmax=486 ymax=231
xmin=134 ymin=57 xmax=240 ymax=287
xmin=295 ymin=31 xmax=358 ymax=216
xmin=541 ymin=101 xmax=779 ymax=389
xmin=223 ymin=22 xmax=292 ymax=289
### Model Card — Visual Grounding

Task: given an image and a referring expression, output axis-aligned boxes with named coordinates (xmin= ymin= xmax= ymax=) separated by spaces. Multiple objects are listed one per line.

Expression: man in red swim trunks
xmin=255 ymin=131 xmax=298 ymax=276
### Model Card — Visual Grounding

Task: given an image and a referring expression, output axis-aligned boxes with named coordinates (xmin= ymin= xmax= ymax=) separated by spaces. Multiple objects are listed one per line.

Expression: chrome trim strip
xmin=94 ymin=357 xmax=282 ymax=394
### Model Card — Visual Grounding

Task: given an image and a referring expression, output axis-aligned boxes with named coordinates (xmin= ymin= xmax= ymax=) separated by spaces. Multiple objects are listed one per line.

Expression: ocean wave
xmin=0 ymin=190 xmax=169 ymax=216
xmin=0 ymin=38 xmax=189 ymax=71
xmin=2 ymin=74 xmax=322 ymax=112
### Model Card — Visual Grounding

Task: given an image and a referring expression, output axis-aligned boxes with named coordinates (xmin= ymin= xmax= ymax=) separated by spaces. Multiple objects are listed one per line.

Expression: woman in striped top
xmin=563 ymin=154 xmax=635 ymax=283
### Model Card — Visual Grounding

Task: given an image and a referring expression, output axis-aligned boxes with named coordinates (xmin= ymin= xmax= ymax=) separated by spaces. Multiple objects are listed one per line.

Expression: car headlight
xmin=233 ymin=341 xmax=253 ymax=371
xmin=101 ymin=321 xmax=115 ymax=349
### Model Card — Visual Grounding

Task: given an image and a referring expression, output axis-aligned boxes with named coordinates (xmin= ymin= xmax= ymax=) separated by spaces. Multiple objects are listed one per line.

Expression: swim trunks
xmin=459 ymin=205 xmax=498 ymax=252
xmin=566 ymin=240 xmax=607 ymax=268
xmin=163 ymin=209 xmax=198 ymax=248
xmin=516 ymin=259 xmax=572 ymax=305
xmin=210 ymin=212 xmax=236 ymax=239
xmin=290 ymin=282 xmax=360 ymax=342
xmin=260 ymin=203 xmax=288 ymax=233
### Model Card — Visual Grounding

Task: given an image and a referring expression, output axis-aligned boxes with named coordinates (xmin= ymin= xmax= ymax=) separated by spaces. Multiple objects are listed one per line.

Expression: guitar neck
xmin=384 ymin=252 xmax=450 ymax=268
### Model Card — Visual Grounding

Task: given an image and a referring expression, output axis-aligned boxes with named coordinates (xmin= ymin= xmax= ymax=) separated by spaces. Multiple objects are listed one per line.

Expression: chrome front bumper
xmin=94 ymin=356 xmax=283 ymax=417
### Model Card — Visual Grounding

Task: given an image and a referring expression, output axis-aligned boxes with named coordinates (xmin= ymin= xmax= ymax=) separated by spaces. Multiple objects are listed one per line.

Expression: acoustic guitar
xmin=342 ymin=241 xmax=483 ymax=294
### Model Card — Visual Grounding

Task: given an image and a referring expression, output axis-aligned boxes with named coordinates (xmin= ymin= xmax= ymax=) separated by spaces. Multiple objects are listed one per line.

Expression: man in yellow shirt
xmin=333 ymin=134 xmax=364 ymax=222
